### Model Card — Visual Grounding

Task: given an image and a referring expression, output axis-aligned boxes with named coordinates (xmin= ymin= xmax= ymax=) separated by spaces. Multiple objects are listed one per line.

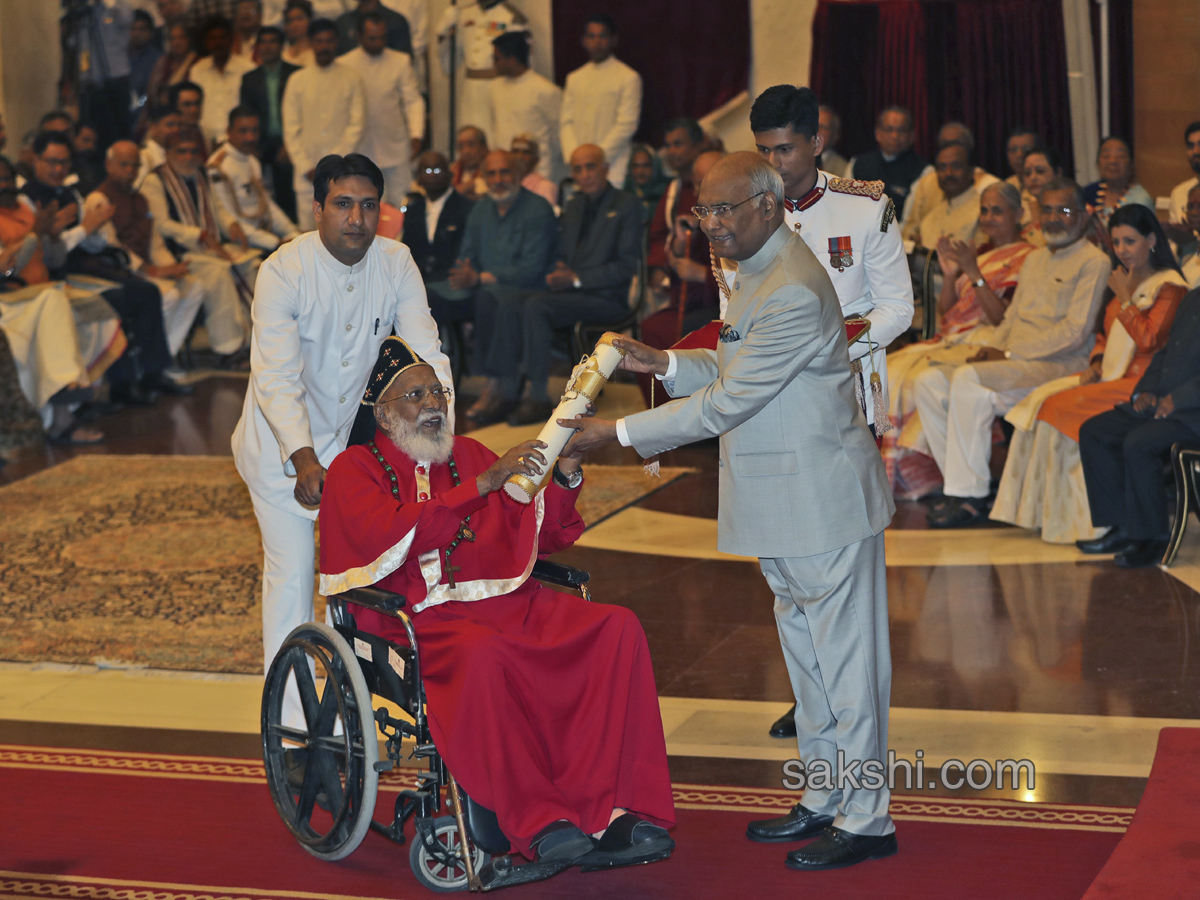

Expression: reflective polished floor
xmin=3 ymin=373 xmax=1199 ymax=812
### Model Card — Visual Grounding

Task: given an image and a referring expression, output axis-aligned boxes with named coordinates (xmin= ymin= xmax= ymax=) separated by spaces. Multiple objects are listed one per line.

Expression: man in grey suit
xmin=562 ymin=152 xmax=898 ymax=872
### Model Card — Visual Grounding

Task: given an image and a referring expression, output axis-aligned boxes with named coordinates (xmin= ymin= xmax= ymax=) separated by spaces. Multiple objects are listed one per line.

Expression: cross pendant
xmin=445 ymin=551 xmax=462 ymax=588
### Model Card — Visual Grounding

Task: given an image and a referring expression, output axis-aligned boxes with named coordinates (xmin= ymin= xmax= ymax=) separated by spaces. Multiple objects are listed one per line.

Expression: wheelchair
xmin=260 ymin=559 xmax=593 ymax=893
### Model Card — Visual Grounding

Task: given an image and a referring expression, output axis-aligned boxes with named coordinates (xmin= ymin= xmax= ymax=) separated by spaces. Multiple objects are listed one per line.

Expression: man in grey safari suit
xmin=561 ymin=152 xmax=898 ymax=871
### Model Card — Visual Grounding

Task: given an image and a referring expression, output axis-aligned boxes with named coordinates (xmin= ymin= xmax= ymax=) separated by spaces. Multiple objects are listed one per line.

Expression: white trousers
xmin=184 ymin=251 xmax=255 ymax=355
xmin=379 ymin=163 xmax=413 ymax=208
xmin=0 ymin=284 xmax=87 ymax=411
xmin=249 ymin=489 xmax=317 ymax=730
xmin=760 ymin=530 xmax=894 ymax=837
xmin=146 ymin=275 xmax=205 ymax=356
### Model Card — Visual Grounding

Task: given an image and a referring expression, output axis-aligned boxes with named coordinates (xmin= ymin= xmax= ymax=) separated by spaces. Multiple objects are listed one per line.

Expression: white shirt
xmin=207 ymin=144 xmax=300 ymax=251
xmin=137 ymin=139 xmax=166 ymax=189
xmin=282 ymin=61 xmax=366 ymax=179
xmin=488 ymin=69 xmax=562 ymax=179
xmin=902 ymin=166 xmax=997 ymax=242
xmin=231 ymin=231 xmax=452 ymax=517
xmin=917 ymin=183 xmax=985 ymax=249
xmin=1169 ymin=176 xmax=1199 ymax=225
xmin=560 ymin=56 xmax=642 ymax=185
xmin=188 ymin=54 xmax=256 ymax=147
xmin=337 ymin=46 xmax=425 ymax=170
xmin=424 ymin=189 xmax=450 ymax=243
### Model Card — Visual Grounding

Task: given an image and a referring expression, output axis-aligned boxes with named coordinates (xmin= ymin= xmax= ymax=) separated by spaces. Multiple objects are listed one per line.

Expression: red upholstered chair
xmin=376 ymin=202 xmax=405 ymax=241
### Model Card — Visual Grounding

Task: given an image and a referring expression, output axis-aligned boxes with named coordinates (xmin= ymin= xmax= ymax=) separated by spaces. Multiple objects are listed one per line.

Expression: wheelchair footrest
xmin=477 ymin=855 xmax=573 ymax=891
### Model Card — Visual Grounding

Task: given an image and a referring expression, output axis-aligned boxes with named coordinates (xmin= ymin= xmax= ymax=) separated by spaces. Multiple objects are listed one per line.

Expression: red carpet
xmin=1082 ymin=727 xmax=1200 ymax=899
xmin=0 ymin=744 xmax=1130 ymax=899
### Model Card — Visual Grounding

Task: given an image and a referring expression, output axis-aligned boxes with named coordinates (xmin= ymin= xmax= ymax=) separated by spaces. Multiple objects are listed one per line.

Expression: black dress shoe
xmin=785 ymin=826 xmax=898 ymax=870
xmin=1115 ymin=539 xmax=1168 ymax=569
xmin=110 ymin=382 xmax=157 ymax=407
xmin=1076 ymin=527 xmax=1135 ymax=555
xmin=507 ymin=398 xmax=555 ymax=427
xmin=769 ymin=703 xmax=797 ymax=738
xmin=746 ymin=803 xmax=834 ymax=843
xmin=472 ymin=397 xmax=520 ymax=426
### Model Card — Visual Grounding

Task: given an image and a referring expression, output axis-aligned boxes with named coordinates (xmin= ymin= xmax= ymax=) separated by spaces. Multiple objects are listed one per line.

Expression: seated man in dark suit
xmin=401 ymin=150 xmax=473 ymax=286
xmin=1078 ymin=287 xmax=1200 ymax=567
xmin=239 ymin=26 xmax=300 ymax=220
xmin=489 ymin=144 xmax=641 ymax=425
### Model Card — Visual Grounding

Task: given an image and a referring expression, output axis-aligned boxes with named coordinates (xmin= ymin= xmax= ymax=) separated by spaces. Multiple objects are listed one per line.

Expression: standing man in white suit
xmin=562 ymin=153 xmax=898 ymax=873
xmin=232 ymin=153 xmax=451 ymax=723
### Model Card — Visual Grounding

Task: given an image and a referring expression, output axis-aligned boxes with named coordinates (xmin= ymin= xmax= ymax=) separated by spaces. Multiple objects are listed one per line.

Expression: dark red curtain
xmin=551 ymin=0 xmax=751 ymax=145
xmin=810 ymin=0 xmax=1080 ymax=178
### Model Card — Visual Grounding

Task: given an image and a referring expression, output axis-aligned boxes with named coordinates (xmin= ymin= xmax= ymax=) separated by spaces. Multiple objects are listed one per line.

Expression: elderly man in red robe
xmin=317 ymin=336 xmax=675 ymax=879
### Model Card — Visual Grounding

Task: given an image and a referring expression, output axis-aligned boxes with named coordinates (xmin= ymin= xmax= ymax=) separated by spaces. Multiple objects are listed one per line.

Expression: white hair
xmin=747 ymin=157 xmax=785 ymax=206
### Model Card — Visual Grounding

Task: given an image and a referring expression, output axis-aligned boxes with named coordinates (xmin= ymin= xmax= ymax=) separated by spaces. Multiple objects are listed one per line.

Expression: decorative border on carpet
xmin=0 ymin=871 xmax=392 ymax=900
xmin=0 ymin=746 xmax=1134 ymax=833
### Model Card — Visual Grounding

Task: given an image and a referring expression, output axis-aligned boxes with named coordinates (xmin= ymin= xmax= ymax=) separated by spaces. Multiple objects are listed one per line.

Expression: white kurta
xmin=207 ymin=144 xmax=300 ymax=251
xmin=337 ymin=46 xmax=426 ymax=181
xmin=137 ymin=139 xmax=166 ymax=189
xmin=559 ymin=56 xmax=642 ymax=186
xmin=917 ymin=184 xmax=987 ymax=250
xmin=901 ymin=166 xmax=998 ymax=243
xmin=437 ymin=1 xmax=526 ymax=132
xmin=382 ymin=0 xmax=429 ymax=84
xmin=488 ymin=69 xmax=562 ymax=179
xmin=0 ymin=284 xmax=88 ymax=414
xmin=1169 ymin=176 xmax=1199 ymax=225
xmin=189 ymin=55 xmax=256 ymax=148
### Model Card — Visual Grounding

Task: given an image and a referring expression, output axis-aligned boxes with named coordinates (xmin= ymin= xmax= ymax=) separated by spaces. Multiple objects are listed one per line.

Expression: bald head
xmin=570 ymin=144 xmax=609 ymax=196
xmin=106 ymin=140 xmax=142 ymax=187
xmin=696 ymin=151 xmax=785 ymax=261
xmin=483 ymin=150 xmax=520 ymax=205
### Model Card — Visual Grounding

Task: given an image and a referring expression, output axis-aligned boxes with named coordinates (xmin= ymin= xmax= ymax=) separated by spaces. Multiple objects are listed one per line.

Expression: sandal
xmin=579 ymin=813 xmax=674 ymax=872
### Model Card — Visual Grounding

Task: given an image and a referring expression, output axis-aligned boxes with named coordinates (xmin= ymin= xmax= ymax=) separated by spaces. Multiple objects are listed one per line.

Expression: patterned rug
xmin=0 ymin=455 xmax=691 ymax=674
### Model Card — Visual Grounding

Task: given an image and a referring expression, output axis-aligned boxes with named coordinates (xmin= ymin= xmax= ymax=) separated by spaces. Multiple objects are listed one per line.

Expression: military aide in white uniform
xmin=437 ymin=0 xmax=527 ymax=137
xmin=232 ymin=155 xmax=451 ymax=721
xmin=207 ymin=112 xmax=301 ymax=252
xmin=726 ymin=86 xmax=913 ymax=431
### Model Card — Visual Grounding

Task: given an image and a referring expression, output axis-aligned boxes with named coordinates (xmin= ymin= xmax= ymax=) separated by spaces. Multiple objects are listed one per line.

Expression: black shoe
xmin=507 ymin=398 xmax=555 ymax=427
xmin=769 ymin=703 xmax=797 ymax=738
xmin=1076 ymin=527 xmax=1134 ymax=555
xmin=784 ymin=827 xmax=898 ymax=871
xmin=1114 ymin=539 xmax=1168 ymax=569
xmin=472 ymin=396 xmax=520 ymax=426
xmin=746 ymin=803 xmax=834 ymax=843
xmin=927 ymin=497 xmax=989 ymax=528
xmin=529 ymin=820 xmax=595 ymax=864
xmin=110 ymin=382 xmax=157 ymax=407
xmin=579 ymin=813 xmax=674 ymax=871
xmin=143 ymin=374 xmax=194 ymax=396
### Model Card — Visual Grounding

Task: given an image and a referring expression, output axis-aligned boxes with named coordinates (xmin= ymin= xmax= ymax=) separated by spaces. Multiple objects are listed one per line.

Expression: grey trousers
xmin=759 ymin=529 xmax=894 ymax=836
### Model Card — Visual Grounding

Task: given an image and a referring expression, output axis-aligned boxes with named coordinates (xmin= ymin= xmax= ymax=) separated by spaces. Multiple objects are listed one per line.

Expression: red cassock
xmin=318 ymin=433 xmax=675 ymax=857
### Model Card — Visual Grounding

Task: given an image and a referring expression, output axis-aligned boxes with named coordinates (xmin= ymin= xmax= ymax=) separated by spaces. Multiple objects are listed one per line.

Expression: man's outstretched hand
xmin=560 ymin=416 xmax=619 ymax=457
xmin=478 ymin=440 xmax=548 ymax=495
xmin=611 ymin=337 xmax=669 ymax=376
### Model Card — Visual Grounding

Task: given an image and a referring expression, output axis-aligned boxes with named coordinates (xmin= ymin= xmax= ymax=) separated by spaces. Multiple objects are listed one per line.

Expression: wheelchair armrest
xmin=531 ymin=559 xmax=590 ymax=588
xmin=337 ymin=586 xmax=408 ymax=612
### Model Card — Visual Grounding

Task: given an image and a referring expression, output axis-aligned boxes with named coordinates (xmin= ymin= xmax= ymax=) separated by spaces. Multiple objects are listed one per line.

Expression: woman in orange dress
xmin=992 ymin=204 xmax=1187 ymax=542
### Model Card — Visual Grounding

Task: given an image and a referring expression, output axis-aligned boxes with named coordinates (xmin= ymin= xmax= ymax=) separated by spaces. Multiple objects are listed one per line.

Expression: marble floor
xmin=3 ymin=373 xmax=1200 ymax=815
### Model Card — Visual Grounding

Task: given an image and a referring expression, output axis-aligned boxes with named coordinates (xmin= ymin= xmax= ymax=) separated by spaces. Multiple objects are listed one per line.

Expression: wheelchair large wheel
xmin=410 ymin=816 xmax=490 ymax=893
xmin=262 ymin=622 xmax=379 ymax=861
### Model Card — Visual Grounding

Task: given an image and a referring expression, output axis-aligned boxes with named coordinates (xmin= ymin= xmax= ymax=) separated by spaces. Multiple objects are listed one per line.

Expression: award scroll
xmin=503 ymin=332 xmax=627 ymax=504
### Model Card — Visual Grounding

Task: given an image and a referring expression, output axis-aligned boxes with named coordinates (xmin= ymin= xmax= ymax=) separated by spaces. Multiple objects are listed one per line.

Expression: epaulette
xmin=827 ymin=177 xmax=886 ymax=201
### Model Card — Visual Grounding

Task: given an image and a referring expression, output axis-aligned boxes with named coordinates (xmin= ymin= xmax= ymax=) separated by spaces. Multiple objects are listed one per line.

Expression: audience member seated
xmin=335 ymin=0 xmax=412 ymax=55
xmin=282 ymin=0 xmax=317 ymax=68
xmin=139 ymin=105 xmax=183 ymax=187
xmin=489 ymin=32 xmax=563 ymax=184
xmin=232 ymin=0 xmax=264 ymax=63
xmin=903 ymin=123 xmax=997 ymax=243
xmin=558 ymin=14 xmax=642 ymax=188
xmin=623 ymin=143 xmax=669 ymax=227
xmin=431 ymin=149 xmax=556 ymax=424
xmin=338 ymin=12 xmax=425 ymax=205
xmin=848 ymin=105 xmax=928 ymax=217
xmin=402 ymin=151 xmax=473 ymax=287
xmin=317 ymin=340 xmax=675 ymax=876
xmin=169 ymin=80 xmax=208 ymax=155
xmin=993 ymin=205 xmax=1185 ymax=543
xmin=148 ymin=23 xmax=198 ymax=109
xmin=239 ymin=25 xmax=300 ymax=220
xmin=914 ymin=177 xmax=1110 ymax=528
xmin=916 ymin=140 xmax=995 ymax=250
xmin=510 ymin=134 xmax=558 ymax=210
xmin=16 ymin=135 xmax=182 ymax=407
xmin=451 ymin=127 xmax=489 ymax=202
xmin=190 ymin=18 xmax=256 ymax=149
xmin=140 ymin=125 xmax=258 ymax=360
xmin=1083 ymin=136 xmax=1153 ymax=235
xmin=817 ymin=104 xmax=849 ymax=176
xmin=1003 ymin=126 xmax=1040 ymax=196
xmin=484 ymin=144 xmax=641 ymax=427
xmin=1076 ymin=283 xmax=1200 ymax=567
xmin=1167 ymin=120 xmax=1200 ymax=229
xmin=208 ymin=107 xmax=300 ymax=251
xmin=883 ymin=181 xmax=1034 ymax=497
xmin=70 ymin=124 xmax=106 ymax=197
xmin=281 ymin=16 xmax=366 ymax=230
xmin=1018 ymin=147 xmax=1062 ymax=247
xmin=1175 ymin=183 xmax=1200 ymax=288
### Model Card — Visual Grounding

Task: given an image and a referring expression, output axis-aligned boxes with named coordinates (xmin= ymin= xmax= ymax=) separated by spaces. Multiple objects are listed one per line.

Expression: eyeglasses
xmin=1040 ymin=205 xmax=1078 ymax=217
xmin=420 ymin=167 xmax=444 ymax=175
xmin=379 ymin=386 xmax=453 ymax=405
xmin=691 ymin=192 xmax=766 ymax=220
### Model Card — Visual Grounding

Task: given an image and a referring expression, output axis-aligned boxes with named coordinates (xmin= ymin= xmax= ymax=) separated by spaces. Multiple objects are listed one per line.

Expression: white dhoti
xmin=0 ymin=285 xmax=88 ymax=420
xmin=184 ymin=249 xmax=259 ymax=355
xmin=145 ymin=275 xmax=205 ymax=356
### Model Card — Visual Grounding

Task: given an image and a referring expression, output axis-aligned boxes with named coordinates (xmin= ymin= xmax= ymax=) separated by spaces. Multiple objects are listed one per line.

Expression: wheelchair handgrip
xmin=338 ymin=586 xmax=408 ymax=612
xmin=531 ymin=559 xmax=590 ymax=588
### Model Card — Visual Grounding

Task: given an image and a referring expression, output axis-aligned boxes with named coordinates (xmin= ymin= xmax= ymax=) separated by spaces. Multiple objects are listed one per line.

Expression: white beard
xmin=378 ymin=409 xmax=454 ymax=464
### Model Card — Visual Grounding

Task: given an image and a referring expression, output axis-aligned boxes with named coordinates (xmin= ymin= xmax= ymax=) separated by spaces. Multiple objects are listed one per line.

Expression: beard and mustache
xmin=376 ymin=406 xmax=454 ymax=464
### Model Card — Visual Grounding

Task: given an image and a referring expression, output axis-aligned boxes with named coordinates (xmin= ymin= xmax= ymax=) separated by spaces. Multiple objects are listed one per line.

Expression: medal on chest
xmin=828 ymin=236 xmax=854 ymax=271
